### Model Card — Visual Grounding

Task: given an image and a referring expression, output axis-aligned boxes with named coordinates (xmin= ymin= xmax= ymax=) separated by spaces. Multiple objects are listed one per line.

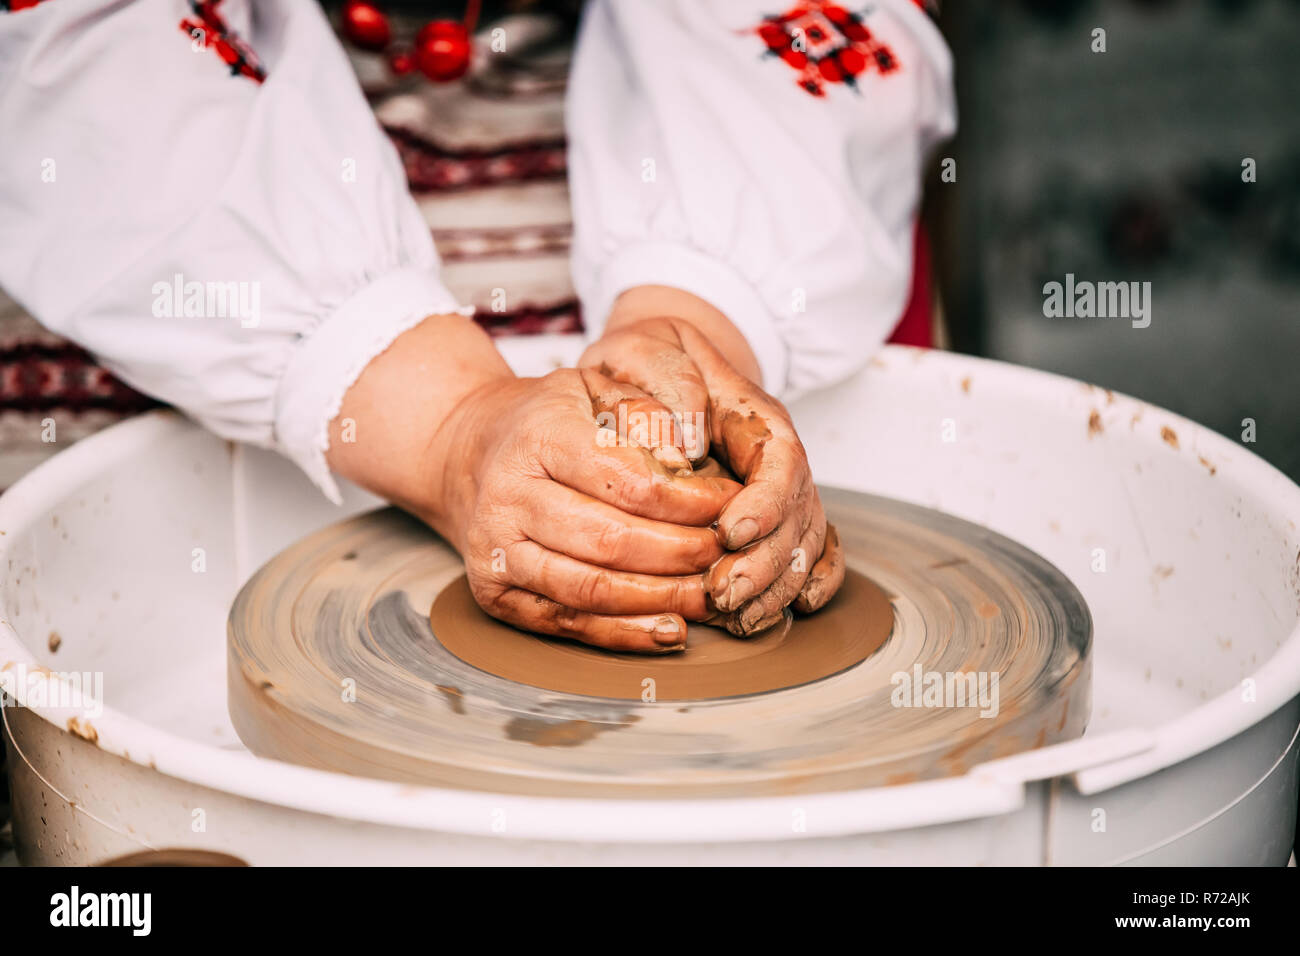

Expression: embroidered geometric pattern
xmin=752 ymin=1 xmax=902 ymax=98
xmin=179 ymin=0 xmax=266 ymax=83
xmin=2 ymin=0 xmax=266 ymax=82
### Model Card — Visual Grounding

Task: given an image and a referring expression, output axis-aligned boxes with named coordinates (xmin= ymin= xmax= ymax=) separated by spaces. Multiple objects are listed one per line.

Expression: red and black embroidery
xmin=4 ymin=1 xmax=265 ymax=82
xmin=180 ymin=0 xmax=266 ymax=84
xmin=752 ymin=1 xmax=902 ymax=98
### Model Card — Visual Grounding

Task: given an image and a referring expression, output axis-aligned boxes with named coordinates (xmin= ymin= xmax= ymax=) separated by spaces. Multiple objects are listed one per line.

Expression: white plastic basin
xmin=2 ymin=339 xmax=1297 ymax=864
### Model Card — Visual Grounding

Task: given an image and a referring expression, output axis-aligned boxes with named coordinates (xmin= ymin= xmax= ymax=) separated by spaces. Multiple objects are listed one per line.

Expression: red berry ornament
xmin=415 ymin=20 xmax=472 ymax=82
xmin=387 ymin=47 xmax=416 ymax=77
xmin=341 ymin=1 xmax=391 ymax=52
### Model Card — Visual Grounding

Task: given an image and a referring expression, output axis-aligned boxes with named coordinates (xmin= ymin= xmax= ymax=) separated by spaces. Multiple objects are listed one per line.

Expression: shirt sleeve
xmin=566 ymin=0 xmax=955 ymax=399
xmin=0 ymin=0 xmax=469 ymax=503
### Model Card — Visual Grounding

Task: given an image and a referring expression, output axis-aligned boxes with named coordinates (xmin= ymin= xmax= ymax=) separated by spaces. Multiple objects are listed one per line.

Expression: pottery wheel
xmin=228 ymin=488 xmax=1092 ymax=797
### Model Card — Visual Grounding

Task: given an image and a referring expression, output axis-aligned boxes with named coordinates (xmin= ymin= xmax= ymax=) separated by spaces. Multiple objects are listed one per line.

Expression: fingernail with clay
xmin=721 ymin=574 xmax=754 ymax=611
xmin=652 ymin=444 xmax=690 ymax=472
xmin=800 ymin=575 xmax=824 ymax=609
xmin=682 ymin=421 xmax=703 ymax=459
xmin=726 ymin=517 xmax=760 ymax=550
xmin=740 ymin=599 xmax=774 ymax=632
xmin=742 ymin=607 xmax=788 ymax=637
xmin=652 ymin=615 xmax=682 ymax=645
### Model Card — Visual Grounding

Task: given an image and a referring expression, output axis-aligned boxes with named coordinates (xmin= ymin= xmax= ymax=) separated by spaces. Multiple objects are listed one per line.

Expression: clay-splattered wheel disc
xmin=228 ymin=489 xmax=1092 ymax=797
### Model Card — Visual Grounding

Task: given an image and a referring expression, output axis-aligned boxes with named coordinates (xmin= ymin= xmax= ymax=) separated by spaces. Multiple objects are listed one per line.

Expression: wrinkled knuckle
xmin=466 ymin=573 xmax=505 ymax=612
xmin=666 ymin=577 xmax=693 ymax=614
xmin=770 ymin=575 xmax=799 ymax=610
xmin=574 ymin=570 xmax=610 ymax=610
xmin=764 ymin=541 xmax=790 ymax=579
xmin=592 ymin=521 xmax=631 ymax=566
xmin=464 ymin=522 xmax=493 ymax=557
xmin=754 ymin=488 xmax=786 ymax=521
xmin=765 ymin=593 xmax=792 ymax=619
xmin=550 ymin=603 xmax=583 ymax=637
xmin=613 ymin=471 xmax=661 ymax=512
xmin=692 ymin=533 xmax=721 ymax=568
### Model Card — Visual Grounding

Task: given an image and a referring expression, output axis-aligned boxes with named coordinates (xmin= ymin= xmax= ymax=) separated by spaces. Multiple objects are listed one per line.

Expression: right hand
xmin=579 ymin=312 xmax=846 ymax=637
xmin=419 ymin=367 xmax=742 ymax=652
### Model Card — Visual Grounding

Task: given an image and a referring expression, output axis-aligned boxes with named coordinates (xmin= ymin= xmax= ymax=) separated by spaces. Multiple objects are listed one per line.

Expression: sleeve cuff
xmin=585 ymin=240 xmax=790 ymax=396
xmin=275 ymin=268 xmax=471 ymax=504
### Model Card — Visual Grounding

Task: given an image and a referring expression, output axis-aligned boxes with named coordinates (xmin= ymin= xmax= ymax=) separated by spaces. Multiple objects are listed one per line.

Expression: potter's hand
xmin=328 ymin=313 xmax=741 ymax=652
xmin=430 ymin=369 xmax=746 ymax=651
xmin=580 ymin=289 xmax=845 ymax=636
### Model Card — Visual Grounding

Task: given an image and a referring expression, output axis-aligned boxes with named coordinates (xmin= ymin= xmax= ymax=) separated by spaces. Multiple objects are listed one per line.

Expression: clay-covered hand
xmin=579 ymin=316 xmax=845 ymax=636
xmin=420 ymin=367 xmax=742 ymax=652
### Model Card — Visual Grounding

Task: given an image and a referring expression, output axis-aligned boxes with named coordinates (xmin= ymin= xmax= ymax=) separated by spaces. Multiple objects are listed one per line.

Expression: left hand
xmin=579 ymin=312 xmax=845 ymax=635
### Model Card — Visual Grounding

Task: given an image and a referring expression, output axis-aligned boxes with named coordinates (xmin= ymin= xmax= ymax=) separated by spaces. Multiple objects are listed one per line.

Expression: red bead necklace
xmin=340 ymin=1 xmax=479 ymax=83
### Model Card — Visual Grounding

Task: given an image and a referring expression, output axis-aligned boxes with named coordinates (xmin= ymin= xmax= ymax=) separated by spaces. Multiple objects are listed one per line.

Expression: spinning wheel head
xmin=429 ymin=569 xmax=894 ymax=702
xmin=228 ymin=489 xmax=1091 ymax=797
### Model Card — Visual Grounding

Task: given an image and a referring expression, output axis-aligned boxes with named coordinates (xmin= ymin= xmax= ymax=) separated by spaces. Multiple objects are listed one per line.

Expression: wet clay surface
xmin=430 ymin=569 xmax=893 ymax=702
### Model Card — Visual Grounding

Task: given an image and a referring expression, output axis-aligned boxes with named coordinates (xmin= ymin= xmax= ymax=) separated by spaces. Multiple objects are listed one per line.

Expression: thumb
xmin=580 ymin=331 xmax=711 ymax=462
xmin=580 ymin=367 xmax=697 ymax=472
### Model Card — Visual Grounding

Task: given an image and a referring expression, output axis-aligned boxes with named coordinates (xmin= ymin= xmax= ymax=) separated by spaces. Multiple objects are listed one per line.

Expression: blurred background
xmin=931 ymin=0 xmax=1300 ymax=486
